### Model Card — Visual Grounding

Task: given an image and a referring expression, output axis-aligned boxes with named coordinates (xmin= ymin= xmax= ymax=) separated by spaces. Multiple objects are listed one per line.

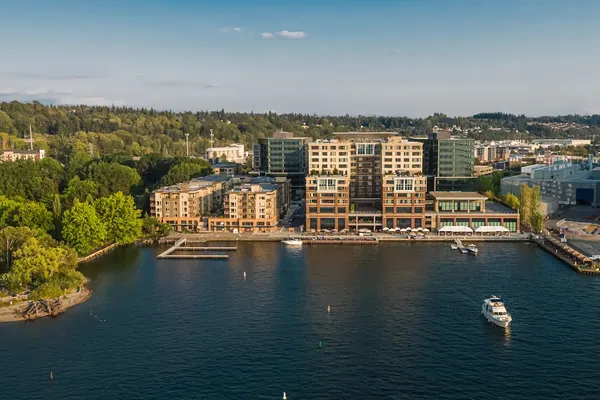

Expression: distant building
xmin=501 ymin=162 xmax=600 ymax=211
xmin=1 ymin=149 xmax=45 ymax=162
xmin=253 ymin=132 xmax=311 ymax=193
xmin=211 ymin=162 xmax=242 ymax=175
xmin=205 ymin=144 xmax=245 ymax=163
xmin=474 ymin=165 xmax=494 ymax=177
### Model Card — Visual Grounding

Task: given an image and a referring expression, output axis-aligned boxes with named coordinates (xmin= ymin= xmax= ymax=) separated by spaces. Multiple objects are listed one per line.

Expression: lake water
xmin=2 ymin=242 xmax=600 ymax=399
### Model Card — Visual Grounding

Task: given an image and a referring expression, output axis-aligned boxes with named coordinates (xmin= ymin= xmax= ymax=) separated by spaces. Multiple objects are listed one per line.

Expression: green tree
xmin=61 ymin=200 xmax=107 ymax=255
xmin=94 ymin=192 xmax=142 ymax=244
xmin=62 ymin=176 xmax=100 ymax=208
xmin=160 ymin=161 xmax=212 ymax=185
xmin=142 ymin=215 xmax=172 ymax=240
xmin=0 ymin=196 xmax=53 ymax=232
xmin=532 ymin=212 xmax=544 ymax=233
xmin=0 ymin=226 xmax=34 ymax=271
xmin=83 ymin=161 xmax=141 ymax=196
xmin=519 ymin=184 xmax=532 ymax=228
xmin=504 ymin=193 xmax=520 ymax=211
xmin=0 ymin=110 xmax=16 ymax=134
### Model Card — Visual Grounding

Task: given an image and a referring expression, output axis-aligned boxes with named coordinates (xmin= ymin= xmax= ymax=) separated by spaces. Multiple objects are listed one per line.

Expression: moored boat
xmin=481 ymin=296 xmax=512 ymax=328
xmin=466 ymin=244 xmax=478 ymax=255
xmin=282 ymin=238 xmax=303 ymax=246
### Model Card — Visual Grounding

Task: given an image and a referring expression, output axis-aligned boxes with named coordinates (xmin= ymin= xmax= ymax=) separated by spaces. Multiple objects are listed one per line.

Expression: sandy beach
xmin=0 ymin=286 xmax=92 ymax=323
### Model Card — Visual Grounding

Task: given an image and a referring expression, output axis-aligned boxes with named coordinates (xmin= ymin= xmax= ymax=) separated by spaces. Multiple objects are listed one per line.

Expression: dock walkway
xmin=157 ymin=238 xmax=234 ymax=260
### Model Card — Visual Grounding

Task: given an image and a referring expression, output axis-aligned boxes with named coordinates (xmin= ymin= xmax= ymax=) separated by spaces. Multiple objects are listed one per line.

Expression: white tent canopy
xmin=439 ymin=226 xmax=473 ymax=233
xmin=475 ymin=226 xmax=509 ymax=233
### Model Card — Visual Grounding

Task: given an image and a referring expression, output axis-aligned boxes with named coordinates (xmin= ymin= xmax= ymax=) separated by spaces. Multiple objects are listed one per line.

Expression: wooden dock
xmin=159 ymin=254 xmax=230 ymax=259
xmin=302 ymin=238 xmax=379 ymax=245
xmin=454 ymin=239 xmax=468 ymax=254
xmin=157 ymin=238 xmax=235 ymax=260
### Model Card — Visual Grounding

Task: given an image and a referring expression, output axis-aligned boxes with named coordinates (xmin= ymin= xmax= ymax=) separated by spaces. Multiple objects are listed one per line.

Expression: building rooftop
xmin=429 ymin=191 xmax=488 ymax=200
xmin=212 ymin=162 xmax=240 ymax=168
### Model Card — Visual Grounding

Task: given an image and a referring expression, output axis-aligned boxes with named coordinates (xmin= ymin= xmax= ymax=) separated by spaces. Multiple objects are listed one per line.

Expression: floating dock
xmin=157 ymin=238 xmax=234 ymax=260
xmin=159 ymin=254 xmax=230 ymax=259
xmin=454 ymin=239 xmax=468 ymax=254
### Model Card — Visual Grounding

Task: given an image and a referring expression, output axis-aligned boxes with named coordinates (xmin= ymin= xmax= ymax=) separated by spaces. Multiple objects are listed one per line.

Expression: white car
xmin=589 ymin=255 xmax=600 ymax=261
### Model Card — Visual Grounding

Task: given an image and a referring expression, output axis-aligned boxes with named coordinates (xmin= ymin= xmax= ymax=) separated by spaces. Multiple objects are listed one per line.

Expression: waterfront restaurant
xmin=427 ymin=192 xmax=520 ymax=233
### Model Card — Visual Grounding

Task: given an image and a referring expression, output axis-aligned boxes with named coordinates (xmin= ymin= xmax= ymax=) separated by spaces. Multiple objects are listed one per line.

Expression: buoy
xmin=50 ymin=372 xmax=53 ymax=380
xmin=283 ymin=392 xmax=287 ymax=400
xmin=243 ymin=271 xmax=247 ymax=279
xmin=327 ymin=305 xmax=331 ymax=313
xmin=318 ymin=341 xmax=322 ymax=348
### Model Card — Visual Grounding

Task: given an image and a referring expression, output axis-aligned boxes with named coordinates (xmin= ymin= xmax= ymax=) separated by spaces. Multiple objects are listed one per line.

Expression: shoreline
xmin=0 ymin=286 xmax=92 ymax=323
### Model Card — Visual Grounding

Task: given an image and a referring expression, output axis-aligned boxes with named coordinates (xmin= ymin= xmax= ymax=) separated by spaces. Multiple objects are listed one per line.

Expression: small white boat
xmin=451 ymin=243 xmax=458 ymax=250
xmin=466 ymin=244 xmax=478 ymax=255
xmin=282 ymin=238 xmax=303 ymax=246
xmin=481 ymin=296 xmax=512 ymax=328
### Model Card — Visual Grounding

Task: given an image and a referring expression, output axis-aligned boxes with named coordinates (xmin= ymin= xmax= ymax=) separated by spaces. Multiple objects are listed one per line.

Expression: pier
xmin=453 ymin=238 xmax=468 ymax=254
xmin=157 ymin=238 xmax=234 ymax=260
xmin=532 ymin=235 xmax=600 ymax=275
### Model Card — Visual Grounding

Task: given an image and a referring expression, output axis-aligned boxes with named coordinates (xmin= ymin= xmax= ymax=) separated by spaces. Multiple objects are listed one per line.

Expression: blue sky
xmin=1 ymin=0 xmax=600 ymax=116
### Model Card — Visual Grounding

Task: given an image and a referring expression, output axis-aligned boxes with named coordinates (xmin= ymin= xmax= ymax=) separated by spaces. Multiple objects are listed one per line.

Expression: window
xmin=308 ymin=207 xmax=318 ymax=213
xmin=338 ymin=207 xmax=346 ymax=213
xmin=356 ymin=143 xmax=375 ymax=155
xmin=320 ymin=207 xmax=335 ymax=214
xmin=317 ymin=178 xmax=338 ymax=192
xmin=394 ymin=178 xmax=415 ymax=193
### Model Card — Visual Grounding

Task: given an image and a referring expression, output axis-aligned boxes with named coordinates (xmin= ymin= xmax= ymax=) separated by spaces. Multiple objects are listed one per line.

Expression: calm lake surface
xmin=2 ymin=242 xmax=600 ymax=399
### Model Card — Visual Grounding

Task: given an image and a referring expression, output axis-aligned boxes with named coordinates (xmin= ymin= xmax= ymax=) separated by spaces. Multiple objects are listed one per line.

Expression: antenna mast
xmin=29 ymin=125 xmax=33 ymax=151
xmin=209 ymin=129 xmax=214 ymax=148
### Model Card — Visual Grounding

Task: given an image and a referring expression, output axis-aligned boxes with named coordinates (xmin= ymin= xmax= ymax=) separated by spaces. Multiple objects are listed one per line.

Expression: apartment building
xmin=305 ymin=134 xmax=426 ymax=231
xmin=1 ymin=149 xmax=45 ymax=162
xmin=150 ymin=175 xmax=233 ymax=231
xmin=208 ymin=181 xmax=288 ymax=232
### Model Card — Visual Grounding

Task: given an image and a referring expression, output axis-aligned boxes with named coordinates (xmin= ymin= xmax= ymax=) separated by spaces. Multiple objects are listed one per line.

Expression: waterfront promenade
xmin=161 ymin=231 xmax=530 ymax=243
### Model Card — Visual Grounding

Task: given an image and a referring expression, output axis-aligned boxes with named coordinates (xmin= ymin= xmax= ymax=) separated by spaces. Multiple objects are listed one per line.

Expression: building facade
xmin=305 ymin=135 xmax=426 ymax=231
xmin=208 ymin=180 xmax=290 ymax=232
xmin=150 ymin=175 xmax=234 ymax=232
xmin=253 ymin=132 xmax=310 ymax=193
xmin=427 ymin=192 xmax=520 ymax=232
xmin=417 ymin=132 xmax=475 ymax=191
xmin=206 ymin=144 xmax=245 ymax=163
xmin=1 ymin=149 xmax=45 ymax=162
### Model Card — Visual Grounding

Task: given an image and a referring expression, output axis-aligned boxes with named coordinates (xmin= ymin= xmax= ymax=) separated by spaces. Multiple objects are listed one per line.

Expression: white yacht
xmin=481 ymin=296 xmax=512 ymax=328
xmin=451 ymin=243 xmax=458 ymax=250
xmin=282 ymin=238 xmax=303 ymax=246
xmin=466 ymin=244 xmax=478 ymax=255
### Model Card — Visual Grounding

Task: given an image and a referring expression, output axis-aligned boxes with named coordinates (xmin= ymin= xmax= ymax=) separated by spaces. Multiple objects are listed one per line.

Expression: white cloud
xmin=0 ymin=88 xmax=16 ymax=95
xmin=277 ymin=30 xmax=307 ymax=39
xmin=261 ymin=32 xmax=274 ymax=39
xmin=219 ymin=27 xmax=243 ymax=33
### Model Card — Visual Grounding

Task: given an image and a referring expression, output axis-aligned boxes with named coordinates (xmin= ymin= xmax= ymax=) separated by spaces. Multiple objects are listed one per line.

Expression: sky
xmin=1 ymin=0 xmax=600 ymax=117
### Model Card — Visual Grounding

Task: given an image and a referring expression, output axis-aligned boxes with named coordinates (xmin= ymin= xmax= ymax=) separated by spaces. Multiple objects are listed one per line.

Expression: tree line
xmin=0 ymin=151 xmax=214 ymax=299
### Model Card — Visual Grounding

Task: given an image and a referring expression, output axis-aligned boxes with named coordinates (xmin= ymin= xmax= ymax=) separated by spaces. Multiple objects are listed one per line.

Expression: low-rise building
xmin=212 ymin=162 xmax=242 ymax=175
xmin=427 ymin=192 xmax=520 ymax=232
xmin=150 ymin=175 xmax=234 ymax=232
xmin=1 ymin=149 xmax=45 ymax=162
xmin=206 ymin=144 xmax=245 ymax=163
xmin=208 ymin=180 xmax=289 ymax=232
xmin=474 ymin=165 xmax=494 ymax=176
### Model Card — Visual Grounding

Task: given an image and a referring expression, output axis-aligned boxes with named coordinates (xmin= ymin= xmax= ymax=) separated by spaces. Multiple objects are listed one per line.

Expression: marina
xmin=157 ymin=237 xmax=236 ymax=260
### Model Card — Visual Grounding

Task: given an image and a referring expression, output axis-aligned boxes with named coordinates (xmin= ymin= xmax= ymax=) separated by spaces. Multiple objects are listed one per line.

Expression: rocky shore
xmin=0 ymin=286 xmax=92 ymax=323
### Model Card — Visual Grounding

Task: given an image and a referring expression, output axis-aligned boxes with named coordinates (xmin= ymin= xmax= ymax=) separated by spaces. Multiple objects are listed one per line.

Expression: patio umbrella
xmin=382 ymin=227 xmax=390 ymax=231
xmin=405 ymin=227 xmax=412 ymax=232
xmin=422 ymin=228 xmax=430 ymax=232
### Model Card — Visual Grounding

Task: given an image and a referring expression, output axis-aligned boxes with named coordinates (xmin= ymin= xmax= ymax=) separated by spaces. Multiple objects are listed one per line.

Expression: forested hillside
xmin=1 ymin=102 xmax=599 ymax=161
